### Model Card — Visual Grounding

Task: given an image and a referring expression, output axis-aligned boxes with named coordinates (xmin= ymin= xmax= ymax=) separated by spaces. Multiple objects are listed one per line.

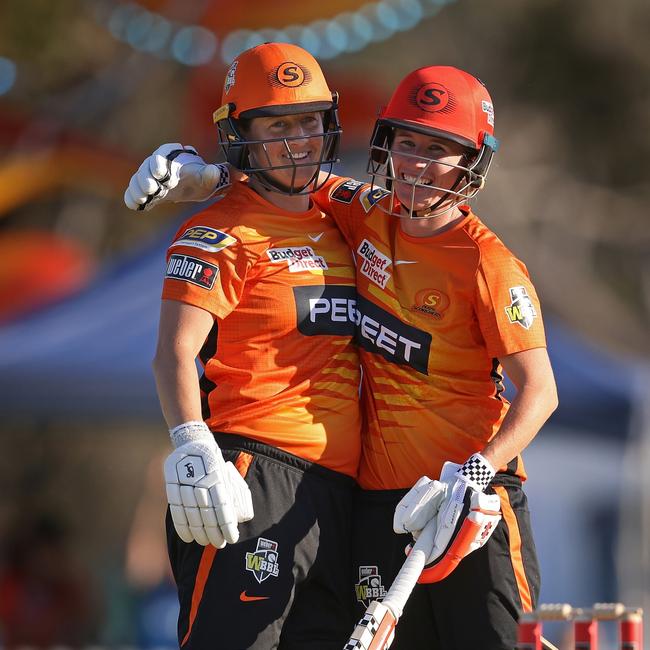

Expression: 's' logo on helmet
xmin=275 ymin=62 xmax=307 ymax=87
xmin=414 ymin=82 xmax=452 ymax=113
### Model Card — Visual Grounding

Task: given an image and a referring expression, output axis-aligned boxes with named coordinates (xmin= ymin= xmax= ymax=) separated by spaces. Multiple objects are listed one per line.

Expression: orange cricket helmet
xmin=212 ymin=42 xmax=341 ymax=194
xmin=367 ymin=66 xmax=499 ymax=218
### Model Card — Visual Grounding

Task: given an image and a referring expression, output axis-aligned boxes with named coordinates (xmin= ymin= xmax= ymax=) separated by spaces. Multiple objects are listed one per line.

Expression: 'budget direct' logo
xmin=356 ymin=239 xmax=391 ymax=289
xmin=267 ymin=246 xmax=328 ymax=273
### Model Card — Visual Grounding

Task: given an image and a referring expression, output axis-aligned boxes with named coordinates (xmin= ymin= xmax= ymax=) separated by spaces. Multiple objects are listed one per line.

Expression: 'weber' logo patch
xmin=165 ymin=254 xmax=218 ymax=289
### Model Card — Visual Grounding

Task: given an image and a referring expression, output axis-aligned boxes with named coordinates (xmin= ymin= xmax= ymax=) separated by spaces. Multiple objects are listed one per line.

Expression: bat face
xmin=343 ymin=601 xmax=397 ymax=650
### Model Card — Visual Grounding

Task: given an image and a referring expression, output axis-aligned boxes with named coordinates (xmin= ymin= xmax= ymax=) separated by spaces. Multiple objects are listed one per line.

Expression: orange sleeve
xmin=475 ymin=246 xmax=547 ymax=358
xmin=312 ymin=175 xmax=367 ymax=246
xmin=161 ymin=218 xmax=255 ymax=319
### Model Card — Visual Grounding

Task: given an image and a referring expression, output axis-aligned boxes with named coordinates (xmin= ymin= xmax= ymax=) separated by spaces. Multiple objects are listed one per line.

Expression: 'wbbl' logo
xmin=354 ymin=566 xmax=387 ymax=607
xmin=245 ymin=538 xmax=280 ymax=584
xmin=504 ymin=286 xmax=537 ymax=330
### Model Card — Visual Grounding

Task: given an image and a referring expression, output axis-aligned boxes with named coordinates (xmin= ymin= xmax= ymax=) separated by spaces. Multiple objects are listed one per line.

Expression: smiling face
xmin=244 ymin=111 xmax=326 ymax=191
xmin=390 ymin=128 xmax=470 ymax=214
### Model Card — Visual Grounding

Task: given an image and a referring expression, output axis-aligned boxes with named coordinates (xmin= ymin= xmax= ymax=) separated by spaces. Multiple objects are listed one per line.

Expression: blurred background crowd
xmin=0 ymin=0 xmax=649 ymax=648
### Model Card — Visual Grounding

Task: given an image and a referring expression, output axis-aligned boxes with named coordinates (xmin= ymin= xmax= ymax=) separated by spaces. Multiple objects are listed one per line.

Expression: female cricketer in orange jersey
xmin=152 ymin=43 xmax=362 ymax=649
xmin=126 ymin=65 xmax=558 ymax=649
xmin=314 ymin=67 xmax=558 ymax=650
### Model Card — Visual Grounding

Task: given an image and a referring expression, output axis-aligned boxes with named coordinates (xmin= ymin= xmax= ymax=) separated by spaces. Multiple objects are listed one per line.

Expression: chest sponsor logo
xmin=357 ymin=239 xmax=391 ymax=289
xmin=294 ymin=287 xmax=431 ymax=374
xmin=355 ymin=566 xmax=387 ymax=607
xmin=165 ymin=254 xmax=218 ymax=289
xmin=267 ymin=246 xmax=328 ymax=272
xmin=360 ymin=186 xmax=391 ymax=213
xmin=171 ymin=226 xmax=236 ymax=253
xmin=245 ymin=538 xmax=280 ymax=584
xmin=294 ymin=285 xmax=357 ymax=337
xmin=355 ymin=295 xmax=431 ymax=374
xmin=331 ymin=179 xmax=364 ymax=204
xmin=504 ymin=286 xmax=537 ymax=330
xmin=412 ymin=288 xmax=450 ymax=320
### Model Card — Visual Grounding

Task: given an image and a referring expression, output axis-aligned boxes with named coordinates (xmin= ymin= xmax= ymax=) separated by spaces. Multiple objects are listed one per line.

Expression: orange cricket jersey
xmin=314 ymin=177 xmax=547 ymax=489
xmin=161 ymin=181 xmax=361 ymax=477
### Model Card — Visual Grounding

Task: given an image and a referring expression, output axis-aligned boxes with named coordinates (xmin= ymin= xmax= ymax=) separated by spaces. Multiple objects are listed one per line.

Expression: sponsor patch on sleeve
xmin=171 ymin=226 xmax=237 ymax=253
xmin=504 ymin=286 xmax=537 ymax=329
xmin=165 ymin=254 xmax=219 ymax=289
xmin=331 ymin=179 xmax=365 ymax=204
xmin=360 ymin=187 xmax=391 ymax=213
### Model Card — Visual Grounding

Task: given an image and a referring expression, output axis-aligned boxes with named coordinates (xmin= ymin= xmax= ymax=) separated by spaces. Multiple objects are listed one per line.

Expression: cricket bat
xmin=343 ymin=518 xmax=437 ymax=650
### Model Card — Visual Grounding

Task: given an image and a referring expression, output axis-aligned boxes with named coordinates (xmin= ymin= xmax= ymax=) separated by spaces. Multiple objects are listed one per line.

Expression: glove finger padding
xmin=149 ymin=143 xmax=187 ymax=181
xmin=169 ymin=504 xmax=193 ymax=543
xmin=393 ymin=476 xmax=447 ymax=535
xmin=208 ymin=479 xmax=239 ymax=544
xmin=225 ymin=461 xmax=254 ymax=523
xmin=418 ymin=490 xmax=501 ymax=584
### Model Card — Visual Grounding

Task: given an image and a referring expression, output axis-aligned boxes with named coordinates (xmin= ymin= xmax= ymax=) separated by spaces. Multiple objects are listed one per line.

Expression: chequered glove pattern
xmin=458 ymin=453 xmax=495 ymax=491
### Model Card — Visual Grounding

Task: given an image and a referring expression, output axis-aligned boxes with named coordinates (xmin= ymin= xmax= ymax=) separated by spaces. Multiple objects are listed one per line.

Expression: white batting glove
xmin=124 ymin=143 xmax=230 ymax=211
xmin=394 ymin=454 xmax=501 ymax=574
xmin=163 ymin=421 xmax=253 ymax=548
xmin=393 ymin=475 xmax=447 ymax=536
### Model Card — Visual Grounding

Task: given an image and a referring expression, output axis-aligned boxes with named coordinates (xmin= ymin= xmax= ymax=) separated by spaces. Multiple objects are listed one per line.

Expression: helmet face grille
xmin=216 ymin=103 xmax=341 ymax=195
xmin=366 ymin=120 xmax=496 ymax=219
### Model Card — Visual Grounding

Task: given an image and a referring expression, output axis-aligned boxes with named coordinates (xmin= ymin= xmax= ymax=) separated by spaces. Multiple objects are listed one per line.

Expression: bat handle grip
xmin=381 ymin=517 xmax=436 ymax=620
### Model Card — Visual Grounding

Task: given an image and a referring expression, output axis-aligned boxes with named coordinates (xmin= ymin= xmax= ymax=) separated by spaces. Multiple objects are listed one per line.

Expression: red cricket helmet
xmin=368 ymin=66 xmax=499 ymax=218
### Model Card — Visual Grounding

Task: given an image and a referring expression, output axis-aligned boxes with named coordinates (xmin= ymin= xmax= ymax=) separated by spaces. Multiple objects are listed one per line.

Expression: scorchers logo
xmin=293 ymin=286 xmax=432 ymax=374
xmin=267 ymin=246 xmax=328 ymax=272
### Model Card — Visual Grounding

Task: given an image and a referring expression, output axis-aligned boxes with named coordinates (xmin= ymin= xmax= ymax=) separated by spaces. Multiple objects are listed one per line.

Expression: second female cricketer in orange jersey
xmin=126 ymin=65 xmax=558 ymax=649
xmin=317 ymin=67 xmax=558 ymax=650
xmin=150 ymin=43 xmax=362 ymax=650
